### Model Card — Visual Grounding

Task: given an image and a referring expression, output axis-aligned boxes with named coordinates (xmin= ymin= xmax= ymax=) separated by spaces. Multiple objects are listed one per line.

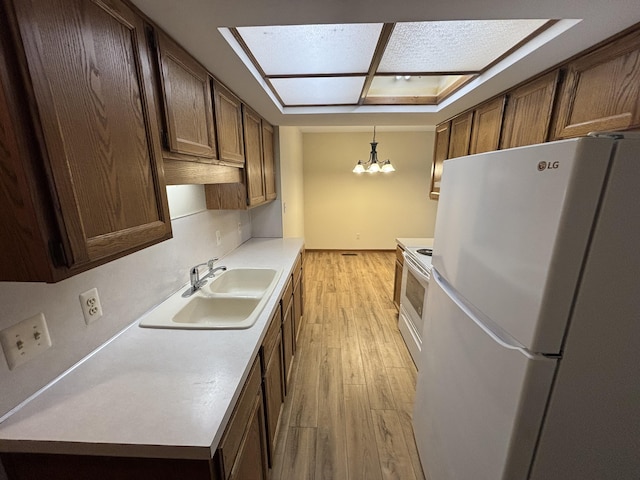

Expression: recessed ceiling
xmin=129 ymin=0 xmax=640 ymax=126
xmin=225 ymin=20 xmax=551 ymax=108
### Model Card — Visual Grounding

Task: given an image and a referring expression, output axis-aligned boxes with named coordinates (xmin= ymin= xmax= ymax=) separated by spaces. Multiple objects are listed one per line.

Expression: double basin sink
xmin=139 ymin=268 xmax=282 ymax=330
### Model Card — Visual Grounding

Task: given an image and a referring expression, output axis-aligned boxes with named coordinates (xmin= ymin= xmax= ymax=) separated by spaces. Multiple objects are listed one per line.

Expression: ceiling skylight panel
xmin=237 ymin=24 xmax=382 ymax=75
xmin=270 ymin=77 xmax=365 ymax=105
xmin=378 ymin=20 xmax=549 ymax=73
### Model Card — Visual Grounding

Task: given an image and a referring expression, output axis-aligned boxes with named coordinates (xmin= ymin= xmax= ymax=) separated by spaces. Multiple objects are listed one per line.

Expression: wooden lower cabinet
xmin=215 ymin=358 xmax=268 ymax=480
xmin=226 ymin=393 xmax=268 ymax=480
xmin=393 ymin=245 xmax=405 ymax=310
xmin=281 ymin=294 xmax=295 ymax=393
xmin=1 ymin=453 xmax=217 ymax=480
xmin=293 ymin=278 xmax=303 ymax=343
xmin=292 ymin=252 xmax=304 ymax=342
xmin=260 ymin=304 xmax=285 ymax=467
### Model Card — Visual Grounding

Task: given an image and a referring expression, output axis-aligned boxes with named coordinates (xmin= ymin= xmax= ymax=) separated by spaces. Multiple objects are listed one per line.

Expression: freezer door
xmin=413 ymin=274 xmax=557 ymax=480
xmin=432 ymin=137 xmax=614 ymax=353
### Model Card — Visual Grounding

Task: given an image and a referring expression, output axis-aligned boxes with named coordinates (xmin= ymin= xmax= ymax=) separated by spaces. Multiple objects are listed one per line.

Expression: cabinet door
xmin=243 ymin=105 xmax=266 ymax=206
xmin=469 ymin=96 xmax=506 ymax=154
xmin=553 ymin=29 xmax=640 ymax=139
xmin=0 ymin=35 xmax=57 ymax=281
xmin=214 ymin=81 xmax=245 ymax=166
xmin=228 ymin=392 xmax=268 ymax=480
xmin=500 ymin=71 xmax=559 ymax=149
xmin=448 ymin=111 xmax=473 ymax=159
xmin=282 ymin=296 xmax=295 ymax=393
xmin=262 ymin=121 xmax=277 ymax=201
xmin=393 ymin=245 xmax=405 ymax=310
xmin=293 ymin=277 xmax=303 ymax=343
xmin=157 ymin=32 xmax=217 ymax=160
xmin=429 ymin=122 xmax=450 ymax=200
xmin=11 ymin=0 xmax=171 ymax=268
xmin=263 ymin=332 xmax=284 ymax=466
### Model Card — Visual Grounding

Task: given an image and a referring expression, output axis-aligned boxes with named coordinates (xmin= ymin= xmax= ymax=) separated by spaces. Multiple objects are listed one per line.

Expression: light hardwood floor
xmin=271 ymin=250 xmax=426 ymax=480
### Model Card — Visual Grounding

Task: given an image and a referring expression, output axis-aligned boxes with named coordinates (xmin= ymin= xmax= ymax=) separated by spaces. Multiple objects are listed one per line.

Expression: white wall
xmin=279 ymin=127 xmax=305 ymax=238
xmin=303 ymin=129 xmax=438 ymax=249
xmin=0 ymin=186 xmax=251 ymax=419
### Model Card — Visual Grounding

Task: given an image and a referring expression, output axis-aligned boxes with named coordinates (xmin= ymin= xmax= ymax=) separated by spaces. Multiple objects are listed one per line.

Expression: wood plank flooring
xmin=271 ymin=251 xmax=425 ymax=480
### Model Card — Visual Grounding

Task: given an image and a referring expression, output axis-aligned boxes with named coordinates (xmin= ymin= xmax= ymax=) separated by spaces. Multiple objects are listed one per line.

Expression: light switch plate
xmin=0 ymin=313 xmax=52 ymax=370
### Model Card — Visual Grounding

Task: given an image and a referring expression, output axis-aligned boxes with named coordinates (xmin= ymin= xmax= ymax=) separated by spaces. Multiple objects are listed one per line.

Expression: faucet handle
xmin=207 ymin=258 xmax=218 ymax=270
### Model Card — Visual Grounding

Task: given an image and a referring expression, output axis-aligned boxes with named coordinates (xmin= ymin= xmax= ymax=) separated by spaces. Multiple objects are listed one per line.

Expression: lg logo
xmin=537 ymin=161 xmax=559 ymax=171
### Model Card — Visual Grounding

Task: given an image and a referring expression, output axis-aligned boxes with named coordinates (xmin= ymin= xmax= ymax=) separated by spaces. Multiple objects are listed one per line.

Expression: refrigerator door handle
xmin=432 ymin=269 xmax=537 ymax=360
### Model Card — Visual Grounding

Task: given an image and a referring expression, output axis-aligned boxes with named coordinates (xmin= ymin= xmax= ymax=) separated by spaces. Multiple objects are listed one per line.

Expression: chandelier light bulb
xmin=352 ymin=126 xmax=395 ymax=175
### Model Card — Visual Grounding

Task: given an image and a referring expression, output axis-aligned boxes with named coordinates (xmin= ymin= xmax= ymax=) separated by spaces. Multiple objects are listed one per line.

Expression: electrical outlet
xmin=356 ymin=233 xmax=360 ymax=240
xmin=79 ymin=288 xmax=103 ymax=325
xmin=237 ymin=222 xmax=242 ymax=235
xmin=0 ymin=313 xmax=52 ymax=370
xmin=216 ymin=230 xmax=222 ymax=246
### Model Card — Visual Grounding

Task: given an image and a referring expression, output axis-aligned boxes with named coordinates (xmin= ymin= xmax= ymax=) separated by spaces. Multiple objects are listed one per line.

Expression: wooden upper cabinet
xmin=2 ymin=0 xmax=171 ymax=280
xmin=469 ymin=96 xmax=506 ymax=154
xmin=243 ymin=105 xmax=266 ymax=206
xmin=262 ymin=121 xmax=277 ymax=201
xmin=553 ymin=29 xmax=640 ymax=139
xmin=448 ymin=111 xmax=473 ymax=159
xmin=500 ymin=71 xmax=559 ymax=149
xmin=429 ymin=121 xmax=450 ymax=200
xmin=156 ymin=31 xmax=217 ymax=160
xmin=205 ymin=111 xmax=276 ymax=210
xmin=213 ymin=81 xmax=245 ymax=166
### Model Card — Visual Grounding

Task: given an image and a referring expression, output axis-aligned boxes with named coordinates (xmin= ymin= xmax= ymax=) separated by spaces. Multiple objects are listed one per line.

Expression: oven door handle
xmin=403 ymin=252 xmax=431 ymax=282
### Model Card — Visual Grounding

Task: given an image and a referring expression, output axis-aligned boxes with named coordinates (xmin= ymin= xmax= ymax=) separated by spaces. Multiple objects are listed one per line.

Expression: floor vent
xmin=341 ymin=252 xmax=358 ymax=256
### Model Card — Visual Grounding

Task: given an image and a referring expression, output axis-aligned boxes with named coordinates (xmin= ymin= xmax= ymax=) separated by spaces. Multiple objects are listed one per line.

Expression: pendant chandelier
xmin=352 ymin=126 xmax=396 ymax=174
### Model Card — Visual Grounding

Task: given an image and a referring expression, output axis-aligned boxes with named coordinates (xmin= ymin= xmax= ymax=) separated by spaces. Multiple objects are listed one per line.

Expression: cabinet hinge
xmin=48 ymin=241 xmax=68 ymax=268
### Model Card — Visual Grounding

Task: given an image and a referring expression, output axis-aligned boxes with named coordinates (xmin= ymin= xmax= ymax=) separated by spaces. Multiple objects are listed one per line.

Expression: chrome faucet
xmin=182 ymin=258 xmax=227 ymax=297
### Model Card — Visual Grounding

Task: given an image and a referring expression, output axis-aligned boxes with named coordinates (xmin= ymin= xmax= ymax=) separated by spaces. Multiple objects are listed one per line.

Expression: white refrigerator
xmin=413 ymin=133 xmax=640 ymax=480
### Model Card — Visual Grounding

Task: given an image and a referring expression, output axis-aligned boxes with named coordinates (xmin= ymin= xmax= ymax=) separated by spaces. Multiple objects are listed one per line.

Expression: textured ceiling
xmin=130 ymin=0 xmax=640 ymax=127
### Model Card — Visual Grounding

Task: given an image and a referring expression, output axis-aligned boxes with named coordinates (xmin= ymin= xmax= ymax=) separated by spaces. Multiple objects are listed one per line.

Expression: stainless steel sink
xmin=139 ymin=267 xmax=282 ymax=330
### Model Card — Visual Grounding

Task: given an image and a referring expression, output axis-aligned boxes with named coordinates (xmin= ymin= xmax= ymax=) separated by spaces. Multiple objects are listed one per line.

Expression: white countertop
xmin=0 ymin=237 xmax=304 ymax=460
xmin=396 ymin=237 xmax=434 ymax=249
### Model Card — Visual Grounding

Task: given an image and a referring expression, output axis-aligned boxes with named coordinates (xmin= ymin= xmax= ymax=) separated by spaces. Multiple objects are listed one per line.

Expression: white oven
xmin=399 ymin=247 xmax=432 ymax=367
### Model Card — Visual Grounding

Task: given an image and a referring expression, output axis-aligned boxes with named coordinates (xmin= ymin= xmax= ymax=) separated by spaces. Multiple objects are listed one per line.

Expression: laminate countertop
xmin=396 ymin=238 xmax=434 ymax=250
xmin=0 ymin=238 xmax=304 ymax=460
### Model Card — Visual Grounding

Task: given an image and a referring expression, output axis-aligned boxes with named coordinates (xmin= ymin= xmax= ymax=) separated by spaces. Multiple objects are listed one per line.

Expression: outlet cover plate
xmin=80 ymin=288 xmax=103 ymax=324
xmin=0 ymin=313 xmax=52 ymax=370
